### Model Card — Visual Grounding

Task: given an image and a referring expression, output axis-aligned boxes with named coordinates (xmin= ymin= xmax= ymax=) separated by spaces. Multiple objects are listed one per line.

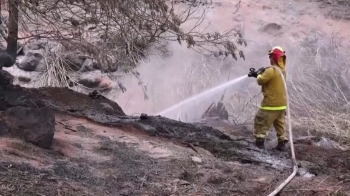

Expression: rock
xmin=191 ymin=156 xmax=202 ymax=163
xmin=232 ymin=14 xmax=243 ymax=22
xmin=24 ymin=40 xmax=48 ymax=51
xmin=294 ymin=136 xmax=347 ymax=150
xmin=98 ymin=78 xmax=114 ymax=91
xmin=260 ymin=23 xmax=282 ymax=34
xmin=102 ymin=66 xmax=118 ymax=73
xmin=0 ymin=52 xmax=15 ymax=68
xmin=22 ymin=40 xmax=103 ymax=72
xmin=92 ymin=61 xmax=102 ymax=70
xmin=0 ymin=70 xmax=14 ymax=89
xmin=47 ymin=42 xmax=60 ymax=53
xmin=22 ymin=40 xmax=60 ymax=56
xmin=179 ymin=180 xmax=190 ymax=185
xmin=315 ymin=137 xmax=335 ymax=149
xmin=78 ymin=77 xmax=100 ymax=88
xmin=88 ymin=90 xmax=104 ymax=99
xmin=2 ymin=106 xmax=55 ymax=149
xmin=140 ymin=113 xmax=148 ymax=120
xmin=17 ymin=51 xmax=44 ymax=71
xmin=78 ymin=76 xmax=115 ymax=92
xmin=80 ymin=59 xmax=103 ymax=72
xmin=18 ymin=76 xmax=31 ymax=83
xmin=262 ymin=5 xmax=271 ymax=10
xmin=63 ymin=53 xmax=87 ymax=71
xmin=70 ymin=18 xmax=80 ymax=26
xmin=81 ymin=58 xmax=94 ymax=72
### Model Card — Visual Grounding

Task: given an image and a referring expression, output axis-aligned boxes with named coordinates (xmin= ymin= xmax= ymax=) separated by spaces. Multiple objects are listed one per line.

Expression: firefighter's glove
xmin=256 ymin=67 xmax=266 ymax=75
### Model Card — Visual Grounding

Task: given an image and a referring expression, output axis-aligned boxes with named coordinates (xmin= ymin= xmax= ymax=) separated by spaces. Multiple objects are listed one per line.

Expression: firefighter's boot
xmin=275 ymin=139 xmax=288 ymax=152
xmin=255 ymin=138 xmax=265 ymax=149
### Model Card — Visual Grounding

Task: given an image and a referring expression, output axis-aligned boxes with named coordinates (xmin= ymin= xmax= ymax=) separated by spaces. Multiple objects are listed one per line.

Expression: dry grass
xmin=287 ymin=36 xmax=350 ymax=141
xmin=28 ymin=42 xmax=121 ymax=94
xmin=36 ymin=44 xmax=78 ymax=88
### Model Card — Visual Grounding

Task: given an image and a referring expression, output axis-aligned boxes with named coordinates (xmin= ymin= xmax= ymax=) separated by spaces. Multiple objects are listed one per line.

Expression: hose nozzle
xmin=248 ymin=68 xmax=257 ymax=77
xmin=248 ymin=67 xmax=266 ymax=78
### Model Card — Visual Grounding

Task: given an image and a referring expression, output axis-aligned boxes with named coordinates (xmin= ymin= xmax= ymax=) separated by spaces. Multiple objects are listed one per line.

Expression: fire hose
xmin=249 ymin=67 xmax=298 ymax=196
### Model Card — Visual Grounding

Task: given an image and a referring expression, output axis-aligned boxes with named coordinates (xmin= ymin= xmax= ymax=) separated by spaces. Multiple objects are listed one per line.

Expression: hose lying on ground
xmin=267 ymin=66 xmax=298 ymax=196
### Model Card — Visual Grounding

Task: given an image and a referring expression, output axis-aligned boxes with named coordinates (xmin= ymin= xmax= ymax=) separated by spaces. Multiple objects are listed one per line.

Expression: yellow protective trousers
xmin=254 ymin=108 xmax=287 ymax=142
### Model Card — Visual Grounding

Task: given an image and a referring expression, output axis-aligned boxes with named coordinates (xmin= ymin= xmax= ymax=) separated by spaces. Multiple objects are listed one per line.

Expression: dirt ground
xmin=0 ymin=86 xmax=349 ymax=196
xmin=1 ymin=0 xmax=350 ymax=195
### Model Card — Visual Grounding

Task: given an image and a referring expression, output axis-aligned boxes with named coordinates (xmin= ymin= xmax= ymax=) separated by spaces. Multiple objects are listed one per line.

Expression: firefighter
xmin=248 ymin=46 xmax=288 ymax=151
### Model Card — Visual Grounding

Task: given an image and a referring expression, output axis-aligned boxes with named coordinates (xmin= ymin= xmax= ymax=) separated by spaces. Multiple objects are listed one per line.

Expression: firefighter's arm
xmin=257 ymin=67 xmax=274 ymax=85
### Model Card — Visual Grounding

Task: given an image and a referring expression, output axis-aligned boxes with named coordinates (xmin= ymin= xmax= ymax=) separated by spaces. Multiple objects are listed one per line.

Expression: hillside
xmin=0 ymin=70 xmax=349 ymax=195
xmin=1 ymin=0 xmax=350 ymax=196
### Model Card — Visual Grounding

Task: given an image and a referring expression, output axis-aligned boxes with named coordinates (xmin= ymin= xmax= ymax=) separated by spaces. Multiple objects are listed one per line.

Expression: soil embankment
xmin=0 ymin=72 xmax=349 ymax=195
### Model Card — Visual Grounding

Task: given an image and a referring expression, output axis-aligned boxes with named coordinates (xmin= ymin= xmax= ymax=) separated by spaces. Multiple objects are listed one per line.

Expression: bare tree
xmin=6 ymin=0 xmax=18 ymax=59
xmin=0 ymin=0 xmax=245 ymax=90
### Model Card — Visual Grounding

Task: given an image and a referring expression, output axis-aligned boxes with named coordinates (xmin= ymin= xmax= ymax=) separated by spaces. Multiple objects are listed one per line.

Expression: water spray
xmin=155 ymin=75 xmax=248 ymax=117
xmin=249 ymin=66 xmax=298 ymax=196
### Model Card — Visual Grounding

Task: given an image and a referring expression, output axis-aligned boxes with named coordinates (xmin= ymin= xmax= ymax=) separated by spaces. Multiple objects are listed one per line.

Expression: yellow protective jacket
xmin=257 ymin=63 xmax=287 ymax=110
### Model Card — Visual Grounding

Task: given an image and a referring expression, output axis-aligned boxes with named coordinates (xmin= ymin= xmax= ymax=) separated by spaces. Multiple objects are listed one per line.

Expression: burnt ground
xmin=0 ymin=85 xmax=350 ymax=196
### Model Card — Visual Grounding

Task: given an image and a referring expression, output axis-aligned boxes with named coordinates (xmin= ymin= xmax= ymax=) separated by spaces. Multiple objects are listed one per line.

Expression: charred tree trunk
xmin=0 ymin=0 xmax=1 ymax=19
xmin=0 ymin=1 xmax=4 ymax=50
xmin=7 ymin=0 xmax=19 ymax=60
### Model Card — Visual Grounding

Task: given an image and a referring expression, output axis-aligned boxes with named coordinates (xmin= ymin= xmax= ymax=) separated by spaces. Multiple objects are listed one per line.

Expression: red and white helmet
xmin=269 ymin=46 xmax=285 ymax=66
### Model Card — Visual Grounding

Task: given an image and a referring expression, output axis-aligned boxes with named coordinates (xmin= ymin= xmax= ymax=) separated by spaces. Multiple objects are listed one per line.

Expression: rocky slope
xmin=0 ymin=71 xmax=349 ymax=196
